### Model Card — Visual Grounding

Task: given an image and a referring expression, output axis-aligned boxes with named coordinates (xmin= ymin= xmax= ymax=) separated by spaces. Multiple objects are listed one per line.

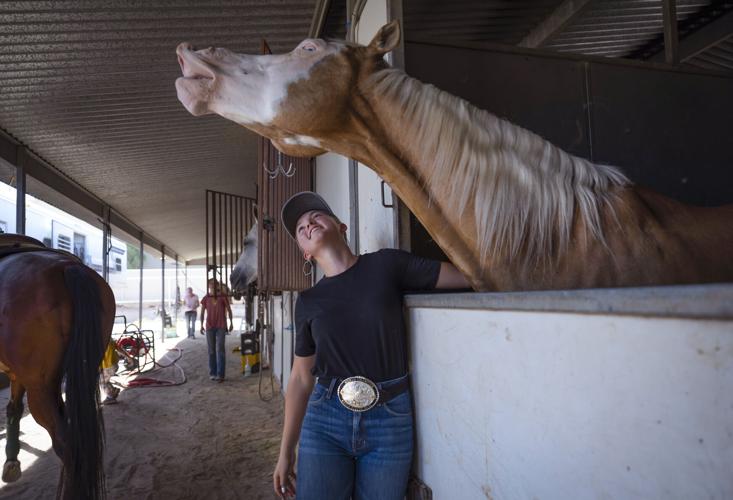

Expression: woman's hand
xmin=273 ymin=450 xmax=296 ymax=498
xmin=274 ymin=355 xmax=314 ymax=498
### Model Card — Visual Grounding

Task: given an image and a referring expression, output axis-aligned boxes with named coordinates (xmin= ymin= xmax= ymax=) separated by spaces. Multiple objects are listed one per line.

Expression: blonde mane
xmin=365 ymin=69 xmax=629 ymax=266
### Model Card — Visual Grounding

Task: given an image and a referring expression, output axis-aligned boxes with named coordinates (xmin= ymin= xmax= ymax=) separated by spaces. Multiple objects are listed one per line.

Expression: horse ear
xmin=367 ymin=20 xmax=401 ymax=56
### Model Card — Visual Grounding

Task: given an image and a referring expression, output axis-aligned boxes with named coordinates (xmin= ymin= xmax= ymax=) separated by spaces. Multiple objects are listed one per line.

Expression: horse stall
xmin=405 ymin=287 xmax=733 ymax=499
xmin=397 ymin=30 xmax=732 ymax=499
xmin=262 ymin=2 xmax=733 ymax=499
xmin=400 ymin=17 xmax=733 ymax=500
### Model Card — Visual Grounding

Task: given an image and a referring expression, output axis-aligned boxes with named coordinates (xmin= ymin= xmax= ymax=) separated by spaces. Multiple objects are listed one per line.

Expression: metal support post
xmin=139 ymin=235 xmax=144 ymax=328
xmin=15 ymin=157 xmax=26 ymax=235
xmin=348 ymin=159 xmax=359 ymax=255
xmin=102 ymin=206 xmax=110 ymax=281
xmin=662 ymin=0 xmax=679 ymax=64
xmin=175 ymin=255 xmax=180 ymax=325
xmin=161 ymin=246 xmax=166 ymax=343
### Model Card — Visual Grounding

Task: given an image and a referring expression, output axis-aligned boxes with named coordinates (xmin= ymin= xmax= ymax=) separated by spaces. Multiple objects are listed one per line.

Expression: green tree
xmin=127 ymin=243 xmax=141 ymax=269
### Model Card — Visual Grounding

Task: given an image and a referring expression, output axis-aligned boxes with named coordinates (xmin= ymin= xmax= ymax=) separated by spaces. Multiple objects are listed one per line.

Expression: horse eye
xmin=302 ymin=44 xmax=316 ymax=52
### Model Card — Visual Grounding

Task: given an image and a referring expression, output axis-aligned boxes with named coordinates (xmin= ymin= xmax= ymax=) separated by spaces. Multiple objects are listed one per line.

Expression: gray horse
xmin=230 ymin=222 xmax=258 ymax=296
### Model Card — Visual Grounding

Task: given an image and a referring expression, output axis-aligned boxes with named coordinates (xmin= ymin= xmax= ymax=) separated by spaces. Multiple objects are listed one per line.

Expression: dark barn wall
xmin=403 ymin=41 xmax=733 ymax=259
xmin=589 ymin=65 xmax=733 ymax=207
xmin=404 ymin=41 xmax=733 ymax=207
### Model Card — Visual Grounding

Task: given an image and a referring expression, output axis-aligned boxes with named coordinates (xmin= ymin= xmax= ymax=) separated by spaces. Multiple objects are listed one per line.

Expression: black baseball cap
xmin=281 ymin=191 xmax=337 ymax=240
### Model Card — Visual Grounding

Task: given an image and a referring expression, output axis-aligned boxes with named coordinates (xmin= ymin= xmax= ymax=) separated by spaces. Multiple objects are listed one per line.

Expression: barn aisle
xmin=0 ymin=333 xmax=284 ymax=500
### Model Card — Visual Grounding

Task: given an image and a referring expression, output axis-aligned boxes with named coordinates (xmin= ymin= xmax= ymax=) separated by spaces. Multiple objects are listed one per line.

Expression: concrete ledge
xmin=404 ymin=283 xmax=733 ymax=320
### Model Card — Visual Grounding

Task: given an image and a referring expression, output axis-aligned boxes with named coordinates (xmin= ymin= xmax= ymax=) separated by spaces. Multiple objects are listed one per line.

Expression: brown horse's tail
xmin=62 ymin=264 xmax=106 ymax=500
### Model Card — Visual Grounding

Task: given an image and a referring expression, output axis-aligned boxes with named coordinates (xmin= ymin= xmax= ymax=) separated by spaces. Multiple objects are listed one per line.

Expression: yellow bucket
xmin=241 ymin=352 xmax=260 ymax=375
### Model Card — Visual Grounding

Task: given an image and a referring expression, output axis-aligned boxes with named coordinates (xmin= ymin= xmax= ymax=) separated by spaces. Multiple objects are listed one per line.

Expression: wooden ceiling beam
xmin=519 ymin=0 xmax=594 ymax=49
xmin=652 ymin=9 xmax=733 ymax=63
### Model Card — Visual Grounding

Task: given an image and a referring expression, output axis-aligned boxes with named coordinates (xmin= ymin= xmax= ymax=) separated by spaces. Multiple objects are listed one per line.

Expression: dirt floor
xmin=0 ymin=333 xmax=284 ymax=499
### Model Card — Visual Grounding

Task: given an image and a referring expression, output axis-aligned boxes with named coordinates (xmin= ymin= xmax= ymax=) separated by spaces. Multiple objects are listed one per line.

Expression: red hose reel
xmin=116 ymin=335 xmax=150 ymax=358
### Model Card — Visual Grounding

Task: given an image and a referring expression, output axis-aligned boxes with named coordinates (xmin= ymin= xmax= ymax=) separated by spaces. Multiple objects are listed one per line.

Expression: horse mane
xmin=365 ymin=69 xmax=629 ymax=266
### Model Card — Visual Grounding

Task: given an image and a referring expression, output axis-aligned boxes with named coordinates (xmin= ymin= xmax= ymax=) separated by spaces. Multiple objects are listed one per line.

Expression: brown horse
xmin=175 ymin=21 xmax=733 ymax=291
xmin=0 ymin=234 xmax=114 ymax=499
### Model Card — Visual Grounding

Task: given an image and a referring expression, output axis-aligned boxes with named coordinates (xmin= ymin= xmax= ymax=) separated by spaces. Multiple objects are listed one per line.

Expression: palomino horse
xmin=175 ymin=21 xmax=733 ymax=291
xmin=0 ymin=234 xmax=114 ymax=499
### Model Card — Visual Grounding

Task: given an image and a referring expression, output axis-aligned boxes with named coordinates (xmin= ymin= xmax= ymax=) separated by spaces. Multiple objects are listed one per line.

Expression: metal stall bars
xmin=204 ymin=190 xmax=257 ymax=298
xmin=257 ymin=145 xmax=315 ymax=292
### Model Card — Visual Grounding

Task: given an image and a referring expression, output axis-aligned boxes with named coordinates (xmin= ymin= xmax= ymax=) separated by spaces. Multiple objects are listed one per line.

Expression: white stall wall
xmin=356 ymin=0 xmax=395 ymax=252
xmin=315 ymin=152 xmax=351 ymax=282
xmin=315 ymin=152 xmax=351 ymax=228
xmin=357 ymin=169 xmax=395 ymax=252
xmin=407 ymin=306 xmax=733 ymax=500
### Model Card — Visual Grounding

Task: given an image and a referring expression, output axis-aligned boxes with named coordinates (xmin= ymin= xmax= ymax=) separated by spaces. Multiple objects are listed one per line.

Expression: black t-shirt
xmin=294 ymin=249 xmax=441 ymax=382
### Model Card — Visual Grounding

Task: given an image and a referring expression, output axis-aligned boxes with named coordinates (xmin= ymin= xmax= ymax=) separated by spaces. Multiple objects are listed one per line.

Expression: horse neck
xmin=356 ymin=69 xmax=628 ymax=280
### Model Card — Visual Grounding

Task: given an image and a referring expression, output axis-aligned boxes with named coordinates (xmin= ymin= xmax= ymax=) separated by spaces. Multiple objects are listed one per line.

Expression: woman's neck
xmin=315 ymin=245 xmax=358 ymax=277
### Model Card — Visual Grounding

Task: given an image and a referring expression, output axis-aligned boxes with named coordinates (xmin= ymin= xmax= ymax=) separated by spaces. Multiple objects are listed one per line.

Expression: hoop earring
xmin=303 ymin=259 xmax=313 ymax=277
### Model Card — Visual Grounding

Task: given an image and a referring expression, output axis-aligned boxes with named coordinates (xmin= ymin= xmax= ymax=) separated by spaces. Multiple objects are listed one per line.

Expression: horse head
xmin=230 ymin=222 xmax=258 ymax=293
xmin=175 ymin=21 xmax=401 ymax=160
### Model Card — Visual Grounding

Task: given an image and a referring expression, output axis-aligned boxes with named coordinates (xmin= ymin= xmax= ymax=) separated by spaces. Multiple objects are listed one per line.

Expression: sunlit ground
xmin=0 ymin=302 xmax=249 ymax=491
xmin=0 ymin=333 xmax=181 ymax=493
xmin=0 ymin=393 xmax=54 ymax=486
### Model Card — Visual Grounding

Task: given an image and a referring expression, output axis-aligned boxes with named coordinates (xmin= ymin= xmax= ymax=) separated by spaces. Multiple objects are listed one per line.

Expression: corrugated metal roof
xmin=321 ymin=0 xmax=347 ymax=39
xmin=398 ymin=0 xmax=733 ymax=72
xmin=542 ymin=0 xmax=714 ymax=57
xmin=0 ymin=0 xmax=317 ymax=261
xmin=402 ymin=0 xmax=563 ymax=45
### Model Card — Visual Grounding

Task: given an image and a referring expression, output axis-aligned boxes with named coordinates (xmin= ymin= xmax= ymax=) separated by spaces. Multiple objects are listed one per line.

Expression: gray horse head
xmin=230 ymin=222 xmax=258 ymax=293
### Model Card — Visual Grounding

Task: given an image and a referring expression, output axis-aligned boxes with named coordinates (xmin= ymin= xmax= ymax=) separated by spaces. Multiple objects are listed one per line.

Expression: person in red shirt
xmin=200 ymin=279 xmax=233 ymax=382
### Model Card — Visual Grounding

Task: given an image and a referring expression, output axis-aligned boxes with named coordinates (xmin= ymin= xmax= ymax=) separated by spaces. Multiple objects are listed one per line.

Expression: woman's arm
xmin=274 ymin=354 xmax=316 ymax=498
xmin=435 ymin=262 xmax=471 ymax=289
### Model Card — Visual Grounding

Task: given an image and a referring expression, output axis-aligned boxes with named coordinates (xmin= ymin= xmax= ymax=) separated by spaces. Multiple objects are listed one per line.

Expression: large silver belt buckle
xmin=337 ymin=376 xmax=379 ymax=412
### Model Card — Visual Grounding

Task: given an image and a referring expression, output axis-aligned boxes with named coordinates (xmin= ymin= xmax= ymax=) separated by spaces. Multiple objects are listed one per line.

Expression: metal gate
xmin=257 ymin=138 xmax=314 ymax=292
xmin=205 ymin=189 xmax=257 ymax=294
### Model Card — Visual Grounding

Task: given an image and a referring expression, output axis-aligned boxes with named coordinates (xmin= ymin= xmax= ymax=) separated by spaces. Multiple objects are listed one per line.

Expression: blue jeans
xmin=206 ymin=328 xmax=226 ymax=378
xmin=296 ymin=376 xmax=414 ymax=500
xmin=185 ymin=311 xmax=197 ymax=337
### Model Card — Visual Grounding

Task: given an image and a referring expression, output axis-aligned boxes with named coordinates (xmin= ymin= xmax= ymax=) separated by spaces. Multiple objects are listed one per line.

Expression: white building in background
xmin=0 ymin=182 xmax=197 ymax=309
xmin=0 ymin=181 xmax=127 ymax=283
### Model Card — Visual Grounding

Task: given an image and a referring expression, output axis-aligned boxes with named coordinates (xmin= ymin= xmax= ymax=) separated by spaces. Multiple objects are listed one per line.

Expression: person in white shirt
xmin=182 ymin=287 xmax=200 ymax=338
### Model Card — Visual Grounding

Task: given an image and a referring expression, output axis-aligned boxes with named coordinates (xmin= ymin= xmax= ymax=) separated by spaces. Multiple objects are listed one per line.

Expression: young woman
xmin=273 ymin=191 xmax=469 ymax=499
